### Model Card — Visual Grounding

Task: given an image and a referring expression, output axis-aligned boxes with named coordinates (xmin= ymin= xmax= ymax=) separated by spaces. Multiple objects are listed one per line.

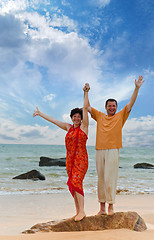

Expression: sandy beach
xmin=0 ymin=193 xmax=154 ymax=240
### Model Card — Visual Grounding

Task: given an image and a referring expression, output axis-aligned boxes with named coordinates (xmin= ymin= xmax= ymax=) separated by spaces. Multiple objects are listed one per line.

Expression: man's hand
xmin=135 ymin=75 xmax=144 ymax=89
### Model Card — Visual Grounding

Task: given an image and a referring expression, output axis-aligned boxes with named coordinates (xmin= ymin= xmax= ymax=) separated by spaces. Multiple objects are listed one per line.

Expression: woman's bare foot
xmin=63 ymin=215 xmax=77 ymax=221
xmin=68 ymin=215 xmax=77 ymax=220
xmin=74 ymin=212 xmax=86 ymax=221
xmin=96 ymin=210 xmax=107 ymax=216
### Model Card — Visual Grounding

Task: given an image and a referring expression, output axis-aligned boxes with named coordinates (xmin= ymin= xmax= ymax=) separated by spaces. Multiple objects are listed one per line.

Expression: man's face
xmin=105 ymin=101 xmax=117 ymax=116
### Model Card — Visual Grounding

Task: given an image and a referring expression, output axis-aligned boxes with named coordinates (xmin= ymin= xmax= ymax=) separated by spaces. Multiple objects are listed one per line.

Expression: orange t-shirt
xmin=91 ymin=105 xmax=130 ymax=150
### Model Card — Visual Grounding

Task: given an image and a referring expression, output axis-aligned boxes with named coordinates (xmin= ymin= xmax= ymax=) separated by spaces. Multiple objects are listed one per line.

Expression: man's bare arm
xmin=127 ymin=75 xmax=144 ymax=113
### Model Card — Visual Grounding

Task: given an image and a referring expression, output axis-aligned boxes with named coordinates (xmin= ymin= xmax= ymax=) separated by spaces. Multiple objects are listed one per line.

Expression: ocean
xmin=0 ymin=144 xmax=154 ymax=196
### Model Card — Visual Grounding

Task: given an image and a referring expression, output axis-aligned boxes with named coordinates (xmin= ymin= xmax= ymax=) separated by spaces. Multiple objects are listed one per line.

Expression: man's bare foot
xmin=97 ymin=202 xmax=106 ymax=216
xmin=108 ymin=203 xmax=114 ymax=215
xmin=108 ymin=207 xmax=114 ymax=215
xmin=74 ymin=212 xmax=86 ymax=221
xmin=96 ymin=210 xmax=107 ymax=216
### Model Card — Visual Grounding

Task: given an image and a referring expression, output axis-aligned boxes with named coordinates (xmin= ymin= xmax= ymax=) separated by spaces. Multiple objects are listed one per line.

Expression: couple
xmin=33 ymin=76 xmax=144 ymax=221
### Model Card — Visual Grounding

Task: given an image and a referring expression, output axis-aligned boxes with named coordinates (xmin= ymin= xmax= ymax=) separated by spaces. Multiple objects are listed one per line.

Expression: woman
xmin=33 ymin=83 xmax=90 ymax=221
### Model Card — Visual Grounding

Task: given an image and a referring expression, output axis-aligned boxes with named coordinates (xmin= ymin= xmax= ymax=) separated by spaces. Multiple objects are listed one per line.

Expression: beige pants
xmin=96 ymin=149 xmax=119 ymax=204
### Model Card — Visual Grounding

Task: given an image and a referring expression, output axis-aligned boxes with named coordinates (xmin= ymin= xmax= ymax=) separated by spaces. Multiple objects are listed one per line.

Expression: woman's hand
xmin=33 ymin=107 xmax=41 ymax=117
xmin=83 ymin=83 xmax=90 ymax=92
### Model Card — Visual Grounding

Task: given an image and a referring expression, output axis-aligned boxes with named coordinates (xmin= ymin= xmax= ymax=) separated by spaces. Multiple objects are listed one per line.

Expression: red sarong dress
xmin=65 ymin=126 xmax=88 ymax=197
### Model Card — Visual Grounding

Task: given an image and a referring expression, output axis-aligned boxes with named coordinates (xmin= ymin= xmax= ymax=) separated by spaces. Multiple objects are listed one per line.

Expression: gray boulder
xmin=13 ymin=169 xmax=45 ymax=180
xmin=39 ymin=156 xmax=66 ymax=167
xmin=134 ymin=162 xmax=154 ymax=169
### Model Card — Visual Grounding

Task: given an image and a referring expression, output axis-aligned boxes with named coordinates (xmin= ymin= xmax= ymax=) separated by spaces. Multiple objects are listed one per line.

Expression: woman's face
xmin=71 ymin=113 xmax=82 ymax=126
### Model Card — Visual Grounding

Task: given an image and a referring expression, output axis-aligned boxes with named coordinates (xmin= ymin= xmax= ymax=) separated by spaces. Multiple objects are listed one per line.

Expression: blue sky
xmin=0 ymin=0 xmax=154 ymax=147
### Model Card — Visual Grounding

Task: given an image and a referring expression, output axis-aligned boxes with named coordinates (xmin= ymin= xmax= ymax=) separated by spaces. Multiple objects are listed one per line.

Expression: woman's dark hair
xmin=105 ymin=98 xmax=117 ymax=107
xmin=70 ymin=108 xmax=83 ymax=120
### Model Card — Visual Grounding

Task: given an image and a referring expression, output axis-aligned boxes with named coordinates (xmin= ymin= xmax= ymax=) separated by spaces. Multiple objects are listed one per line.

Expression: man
xmin=85 ymin=75 xmax=144 ymax=215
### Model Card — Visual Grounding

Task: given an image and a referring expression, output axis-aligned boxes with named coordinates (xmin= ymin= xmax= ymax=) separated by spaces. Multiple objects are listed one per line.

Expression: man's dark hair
xmin=70 ymin=108 xmax=83 ymax=120
xmin=105 ymin=99 xmax=118 ymax=107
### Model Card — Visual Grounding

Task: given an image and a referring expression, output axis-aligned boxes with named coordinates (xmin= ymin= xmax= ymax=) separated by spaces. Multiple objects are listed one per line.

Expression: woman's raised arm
xmin=81 ymin=83 xmax=90 ymax=135
xmin=33 ymin=107 xmax=71 ymax=131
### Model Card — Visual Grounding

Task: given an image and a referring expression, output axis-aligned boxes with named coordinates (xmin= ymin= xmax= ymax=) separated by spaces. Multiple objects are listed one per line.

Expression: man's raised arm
xmin=127 ymin=75 xmax=144 ymax=113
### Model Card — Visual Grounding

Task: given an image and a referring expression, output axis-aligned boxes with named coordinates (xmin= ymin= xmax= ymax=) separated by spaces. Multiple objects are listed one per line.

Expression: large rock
xmin=134 ymin=162 xmax=154 ymax=169
xmin=13 ymin=169 xmax=45 ymax=180
xmin=23 ymin=211 xmax=147 ymax=234
xmin=39 ymin=156 xmax=66 ymax=167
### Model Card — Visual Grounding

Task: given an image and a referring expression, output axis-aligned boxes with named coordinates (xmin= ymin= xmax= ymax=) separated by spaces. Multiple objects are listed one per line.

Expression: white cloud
xmin=62 ymin=113 xmax=71 ymax=123
xmin=90 ymin=0 xmax=110 ymax=8
xmin=42 ymin=93 xmax=56 ymax=109
xmin=43 ymin=93 xmax=56 ymax=102
xmin=61 ymin=0 xmax=71 ymax=7
xmin=0 ymin=0 xmax=152 ymax=148
xmin=50 ymin=13 xmax=77 ymax=31
xmin=0 ymin=115 xmax=153 ymax=147
xmin=144 ymin=68 xmax=154 ymax=77
xmin=0 ymin=0 xmax=50 ymax=14
xmin=0 ymin=2 xmax=102 ymax=89
xmin=0 ymin=118 xmax=66 ymax=145
xmin=0 ymin=1 xmax=104 ymax=126
xmin=0 ymin=60 xmax=43 ymax=102
xmin=88 ymin=74 xmax=136 ymax=112
xmin=0 ymin=0 xmax=136 ymax=111
xmin=88 ymin=115 xmax=154 ymax=147
xmin=0 ymin=98 xmax=8 ymax=111
xmin=123 ymin=115 xmax=154 ymax=147
xmin=0 ymin=0 xmax=27 ymax=14
xmin=100 ymin=32 xmax=130 ymax=70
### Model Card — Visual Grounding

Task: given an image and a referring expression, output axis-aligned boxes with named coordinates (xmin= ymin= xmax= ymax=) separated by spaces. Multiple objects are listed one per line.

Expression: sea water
xmin=0 ymin=144 xmax=154 ymax=196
